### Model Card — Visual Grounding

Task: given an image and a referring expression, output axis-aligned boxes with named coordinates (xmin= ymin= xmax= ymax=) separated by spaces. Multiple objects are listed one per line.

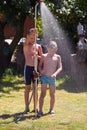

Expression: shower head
xmin=39 ymin=0 xmax=44 ymax=2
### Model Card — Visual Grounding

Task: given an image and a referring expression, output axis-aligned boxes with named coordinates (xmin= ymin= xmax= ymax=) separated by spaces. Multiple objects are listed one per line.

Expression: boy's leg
xmin=24 ymin=85 xmax=31 ymax=112
xmin=49 ymin=86 xmax=55 ymax=111
xmin=33 ymin=83 xmax=38 ymax=111
xmin=39 ymin=84 xmax=47 ymax=112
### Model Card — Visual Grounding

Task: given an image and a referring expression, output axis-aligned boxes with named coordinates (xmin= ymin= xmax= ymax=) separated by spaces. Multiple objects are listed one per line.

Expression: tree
xmin=0 ymin=0 xmax=87 ymax=76
xmin=0 ymin=0 xmax=37 ymax=76
xmin=47 ymin=0 xmax=87 ymax=43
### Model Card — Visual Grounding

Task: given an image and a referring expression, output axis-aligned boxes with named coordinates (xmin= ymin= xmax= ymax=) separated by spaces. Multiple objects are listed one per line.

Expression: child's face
xmin=27 ymin=33 xmax=36 ymax=44
xmin=47 ymin=47 xmax=57 ymax=55
xmin=27 ymin=29 xmax=38 ymax=44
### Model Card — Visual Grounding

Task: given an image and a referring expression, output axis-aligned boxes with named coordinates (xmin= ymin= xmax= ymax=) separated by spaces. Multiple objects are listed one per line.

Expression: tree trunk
xmin=0 ymin=21 xmax=5 ymax=43
xmin=0 ymin=17 xmax=26 ymax=77
xmin=9 ymin=25 xmax=24 ymax=61
xmin=0 ymin=21 xmax=7 ymax=77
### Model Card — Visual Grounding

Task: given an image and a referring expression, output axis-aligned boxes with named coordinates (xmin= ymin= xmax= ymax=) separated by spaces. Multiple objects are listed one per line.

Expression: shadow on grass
xmin=0 ymin=112 xmax=49 ymax=124
xmin=56 ymin=73 xmax=87 ymax=93
xmin=0 ymin=78 xmax=24 ymax=94
xmin=0 ymin=71 xmax=87 ymax=95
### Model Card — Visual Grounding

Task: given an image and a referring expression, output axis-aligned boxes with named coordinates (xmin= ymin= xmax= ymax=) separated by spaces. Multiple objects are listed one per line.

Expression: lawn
xmin=0 ymin=72 xmax=87 ymax=130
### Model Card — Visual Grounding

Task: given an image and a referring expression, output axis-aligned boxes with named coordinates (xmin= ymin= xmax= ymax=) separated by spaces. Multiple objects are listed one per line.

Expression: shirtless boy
xmin=38 ymin=41 xmax=62 ymax=116
xmin=23 ymin=28 xmax=42 ymax=114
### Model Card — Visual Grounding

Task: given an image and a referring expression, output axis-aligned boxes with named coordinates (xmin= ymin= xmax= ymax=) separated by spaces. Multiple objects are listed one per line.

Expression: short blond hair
xmin=27 ymin=28 xmax=38 ymax=35
xmin=47 ymin=41 xmax=57 ymax=49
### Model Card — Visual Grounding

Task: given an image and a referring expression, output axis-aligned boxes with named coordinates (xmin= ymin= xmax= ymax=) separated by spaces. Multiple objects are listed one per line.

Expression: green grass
xmin=0 ymin=73 xmax=87 ymax=130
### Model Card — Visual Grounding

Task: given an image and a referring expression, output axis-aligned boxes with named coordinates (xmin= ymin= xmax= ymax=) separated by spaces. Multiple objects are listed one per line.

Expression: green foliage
xmin=2 ymin=68 xmax=14 ymax=82
xmin=0 ymin=0 xmax=32 ymax=27
xmin=45 ymin=0 xmax=87 ymax=43
xmin=3 ymin=68 xmax=13 ymax=76
xmin=75 ymin=0 xmax=87 ymax=22
xmin=0 ymin=0 xmax=87 ymax=44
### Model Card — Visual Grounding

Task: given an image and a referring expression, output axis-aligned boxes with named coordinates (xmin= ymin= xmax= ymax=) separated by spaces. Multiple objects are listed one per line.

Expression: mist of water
xmin=40 ymin=3 xmax=61 ymax=43
xmin=40 ymin=2 xmax=72 ymax=71
xmin=40 ymin=2 xmax=87 ymax=92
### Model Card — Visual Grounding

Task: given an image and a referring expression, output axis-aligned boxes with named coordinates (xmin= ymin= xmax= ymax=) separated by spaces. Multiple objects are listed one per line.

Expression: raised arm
xmin=38 ymin=54 xmax=44 ymax=74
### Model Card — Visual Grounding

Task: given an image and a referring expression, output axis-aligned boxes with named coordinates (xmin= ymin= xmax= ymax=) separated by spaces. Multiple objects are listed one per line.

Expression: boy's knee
xmin=25 ymin=86 xmax=31 ymax=92
xmin=41 ymin=92 xmax=46 ymax=98
xmin=50 ymin=93 xmax=55 ymax=98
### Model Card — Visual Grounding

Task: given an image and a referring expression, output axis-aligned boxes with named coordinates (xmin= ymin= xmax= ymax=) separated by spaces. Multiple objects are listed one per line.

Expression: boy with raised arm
xmin=23 ymin=28 xmax=43 ymax=114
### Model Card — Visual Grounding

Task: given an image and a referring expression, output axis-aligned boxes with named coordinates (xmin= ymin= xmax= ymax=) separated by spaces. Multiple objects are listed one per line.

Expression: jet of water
xmin=40 ymin=2 xmax=86 ymax=91
xmin=40 ymin=2 xmax=61 ymax=44
xmin=40 ymin=2 xmax=71 ymax=71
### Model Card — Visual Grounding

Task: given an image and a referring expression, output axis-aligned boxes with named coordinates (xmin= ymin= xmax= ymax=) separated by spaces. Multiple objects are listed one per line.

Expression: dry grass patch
xmin=0 ymin=74 xmax=87 ymax=130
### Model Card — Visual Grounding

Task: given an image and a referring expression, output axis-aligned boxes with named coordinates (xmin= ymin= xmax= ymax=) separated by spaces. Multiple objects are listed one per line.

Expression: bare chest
xmin=26 ymin=44 xmax=38 ymax=56
xmin=44 ymin=55 xmax=58 ymax=67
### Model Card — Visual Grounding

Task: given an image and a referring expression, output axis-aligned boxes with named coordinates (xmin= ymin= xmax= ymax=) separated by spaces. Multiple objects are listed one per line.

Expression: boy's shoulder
xmin=54 ymin=53 xmax=60 ymax=57
xmin=41 ymin=53 xmax=47 ymax=59
xmin=36 ymin=43 xmax=42 ymax=48
xmin=54 ymin=54 xmax=61 ymax=59
xmin=36 ymin=43 xmax=41 ymax=46
xmin=23 ymin=42 xmax=28 ymax=49
xmin=42 ymin=53 xmax=48 ymax=56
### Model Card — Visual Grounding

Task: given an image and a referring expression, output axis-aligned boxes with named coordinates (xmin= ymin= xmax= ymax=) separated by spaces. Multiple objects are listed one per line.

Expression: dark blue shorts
xmin=24 ymin=65 xmax=34 ymax=85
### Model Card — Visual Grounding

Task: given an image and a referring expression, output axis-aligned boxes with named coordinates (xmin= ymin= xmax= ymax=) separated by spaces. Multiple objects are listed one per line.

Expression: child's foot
xmin=37 ymin=111 xmax=43 ymax=117
xmin=31 ymin=109 xmax=38 ymax=113
xmin=48 ymin=110 xmax=55 ymax=115
xmin=23 ymin=108 xmax=30 ymax=114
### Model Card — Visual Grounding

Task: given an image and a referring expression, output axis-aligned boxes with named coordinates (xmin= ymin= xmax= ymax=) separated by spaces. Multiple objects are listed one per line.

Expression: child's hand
xmin=51 ymin=73 xmax=56 ymax=78
xmin=33 ymin=71 xmax=41 ymax=78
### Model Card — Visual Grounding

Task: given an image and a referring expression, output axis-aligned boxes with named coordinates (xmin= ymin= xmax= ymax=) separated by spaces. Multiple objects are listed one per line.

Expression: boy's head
xmin=27 ymin=28 xmax=38 ymax=36
xmin=47 ymin=41 xmax=57 ymax=49
xmin=26 ymin=28 xmax=38 ymax=44
xmin=47 ymin=41 xmax=58 ymax=54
